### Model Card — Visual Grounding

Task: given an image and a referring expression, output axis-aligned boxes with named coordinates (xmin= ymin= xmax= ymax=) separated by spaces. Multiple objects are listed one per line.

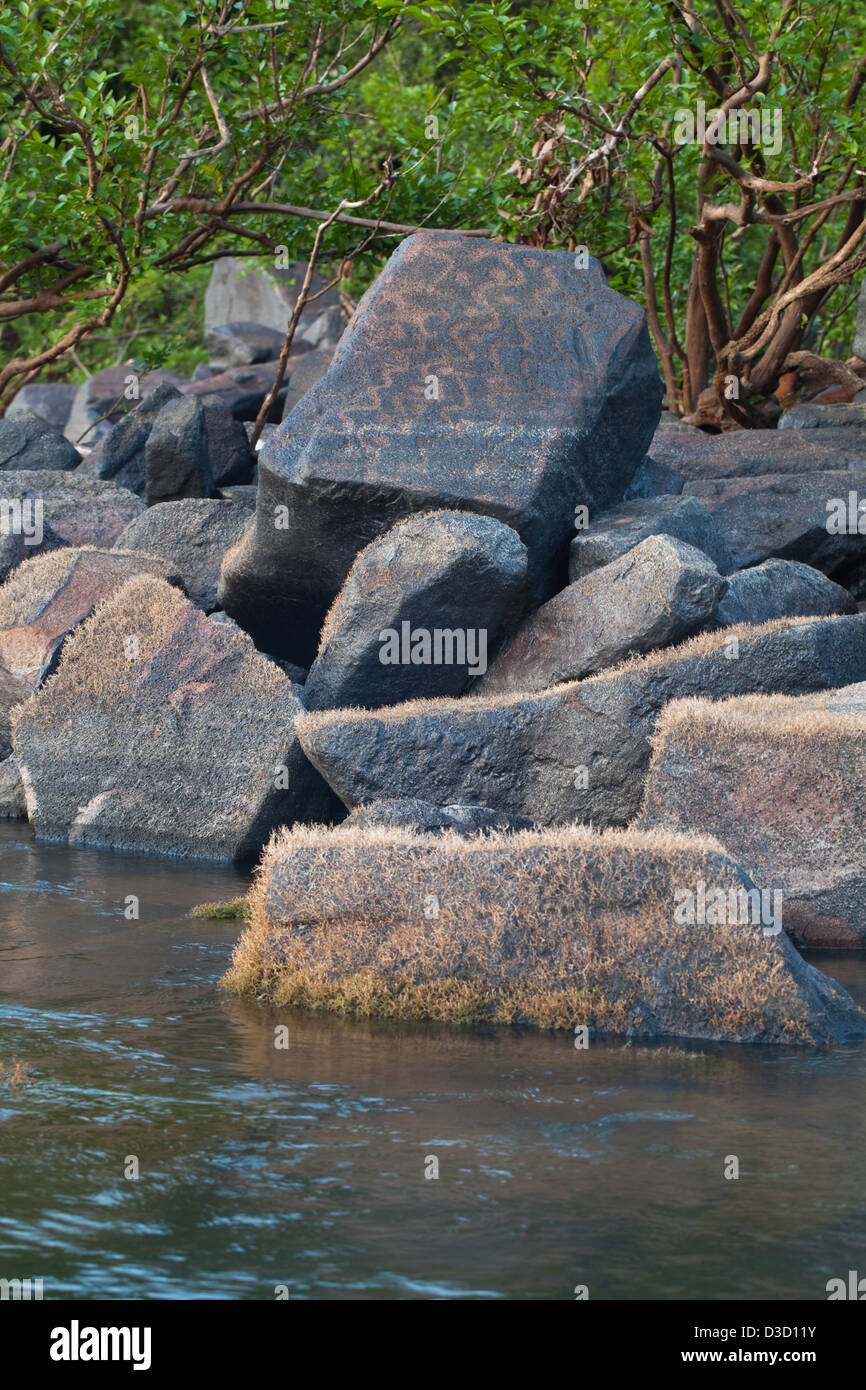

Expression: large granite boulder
xmin=569 ymin=494 xmax=733 ymax=579
xmin=12 ymin=576 xmax=338 ymax=861
xmin=64 ymin=367 xmax=186 ymax=446
xmin=0 ymin=411 xmax=80 ymax=472
xmin=0 ymin=471 xmax=145 ymax=583
xmin=296 ymin=613 xmax=866 ymax=827
xmin=715 ymin=558 xmax=856 ymax=627
xmin=7 ymin=383 xmax=76 ymax=432
xmin=0 ymin=546 xmax=182 ymax=685
xmin=303 ymin=510 xmax=528 ymax=711
xmin=683 ymin=469 xmax=866 ymax=573
xmin=638 ymin=683 xmax=866 ymax=948
xmin=219 ymin=233 xmax=662 ymax=663
xmin=222 ymin=822 xmax=865 ymax=1046
xmin=481 ymin=535 xmax=727 ymax=695
xmin=113 ymin=498 xmax=255 ymax=613
xmin=204 ymin=257 xmax=344 ymax=337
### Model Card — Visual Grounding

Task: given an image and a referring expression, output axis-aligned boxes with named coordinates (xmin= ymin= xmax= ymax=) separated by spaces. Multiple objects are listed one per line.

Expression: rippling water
xmin=1 ymin=822 xmax=865 ymax=1300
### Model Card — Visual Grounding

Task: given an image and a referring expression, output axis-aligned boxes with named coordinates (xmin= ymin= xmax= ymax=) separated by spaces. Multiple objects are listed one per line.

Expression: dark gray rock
xmin=779 ymin=399 xmax=866 ymax=430
xmin=649 ymin=424 xmax=866 ymax=479
xmin=715 ymin=558 xmax=857 ymax=627
xmin=340 ymin=798 xmax=534 ymax=833
xmin=76 ymin=382 xmax=181 ymax=493
xmin=220 ymin=233 xmax=662 ymax=662
xmin=144 ymin=396 xmax=214 ymax=505
xmin=7 ymin=383 xmax=76 ymax=432
xmin=206 ymin=321 xmax=286 ymax=370
xmin=0 ymin=471 xmax=145 ymax=583
xmin=113 ymin=498 xmax=254 ymax=612
xmin=200 ymin=398 xmax=254 ymax=487
xmin=683 ymin=469 xmax=866 ymax=573
xmin=569 ymin=494 xmax=734 ymax=580
xmin=180 ymin=360 xmax=291 ymax=422
xmin=0 ymin=411 xmax=80 ymax=472
xmin=303 ymin=510 xmax=528 ymax=711
xmin=296 ymin=613 xmax=866 ymax=827
xmin=622 ymin=454 xmax=686 ymax=500
xmin=483 ymin=535 xmax=727 ymax=694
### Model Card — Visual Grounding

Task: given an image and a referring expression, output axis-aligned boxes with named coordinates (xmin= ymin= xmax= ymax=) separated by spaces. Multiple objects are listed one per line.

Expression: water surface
xmin=1 ymin=822 xmax=864 ymax=1300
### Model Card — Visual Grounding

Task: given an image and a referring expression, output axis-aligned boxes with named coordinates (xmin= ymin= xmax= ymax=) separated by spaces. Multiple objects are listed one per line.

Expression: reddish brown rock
xmin=0 ymin=547 xmax=182 ymax=685
xmin=638 ymin=684 xmax=866 ymax=948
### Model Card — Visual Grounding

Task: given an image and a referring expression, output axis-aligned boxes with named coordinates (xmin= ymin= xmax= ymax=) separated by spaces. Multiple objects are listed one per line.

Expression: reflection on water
xmin=1 ymin=822 xmax=865 ymax=1300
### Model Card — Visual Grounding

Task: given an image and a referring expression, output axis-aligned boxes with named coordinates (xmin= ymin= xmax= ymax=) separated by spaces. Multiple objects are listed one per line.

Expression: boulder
xmin=280 ymin=348 xmax=334 ymax=420
xmin=780 ymin=400 xmax=866 ymax=430
xmin=715 ymin=558 xmax=856 ymax=627
xmin=0 ymin=755 xmax=25 ymax=817
xmin=0 ymin=546 xmax=182 ymax=685
xmin=144 ymin=395 xmax=214 ymax=505
xmin=296 ymin=613 xmax=866 ymax=827
xmin=200 ymin=399 xmax=254 ymax=487
xmin=219 ymin=233 xmax=662 ymax=663
xmin=303 ymin=510 xmax=528 ymax=711
xmin=76 ymin=382 xmax=181 ymax=493
xmin=179 ymin=360 xmax=291 ymax=422
xmin=569 ymin=494 xmax=734 ymax=579
xmin=7 ymin=383 xmax=77 ymax=432
xmin=113 ymin=499 xmax=255 ymax=613
xmin=0 ymin=471 xmax=145 ymax=583
xmin=222 ymin=822 xmax=865 ymax=1046
xmin=622 ymin=454 xmax=686 ymax=500
xmin=206 ymin=321 xmax=286 ymax=371
xmin=638 ymin=683 xmax=866 ymax=948
xmin=204 ymin=257 xmax=343 ymax=337
xmin=11 ymin=576 xmax=339 ymax=861
xmin=482 ymin=536 xmax=727 ymax=695
xmin=64 ymin=367 xmax=187 ymax=446
xmin=0 ymin=661 xmax=30 ymax=759
xmin=339 ymin=798 xmax=533 ymax=834
xmin=649 ymin=425 xmax=866 ymax=480
xmin=683 ymin=469 xmax=866 ymax=573
xmin=0 ymin=411 xmax=80 ymax=472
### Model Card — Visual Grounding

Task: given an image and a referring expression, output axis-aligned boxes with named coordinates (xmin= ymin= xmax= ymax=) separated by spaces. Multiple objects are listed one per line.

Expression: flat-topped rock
xmin=222 ymin=822 xmax=865 ymax=1045
xmin=780 ymin=399 xmax=866 ymax=430
xmin=297 ymin=613 xmax=866 ymax=827
xmin=649 ymin=426 xmax=866 ymax=480
xmin=219 ymin=233 xmax=662 ymax=662
xmin=638 ymin=684 xmax=866 ymax=948
xmin=12 ymin=576 xmax=338 ymax=861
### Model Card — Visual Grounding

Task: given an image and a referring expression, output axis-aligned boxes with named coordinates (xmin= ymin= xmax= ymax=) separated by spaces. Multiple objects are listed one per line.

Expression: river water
xmin=1 ymin=821 xmax=865 ymax=1301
